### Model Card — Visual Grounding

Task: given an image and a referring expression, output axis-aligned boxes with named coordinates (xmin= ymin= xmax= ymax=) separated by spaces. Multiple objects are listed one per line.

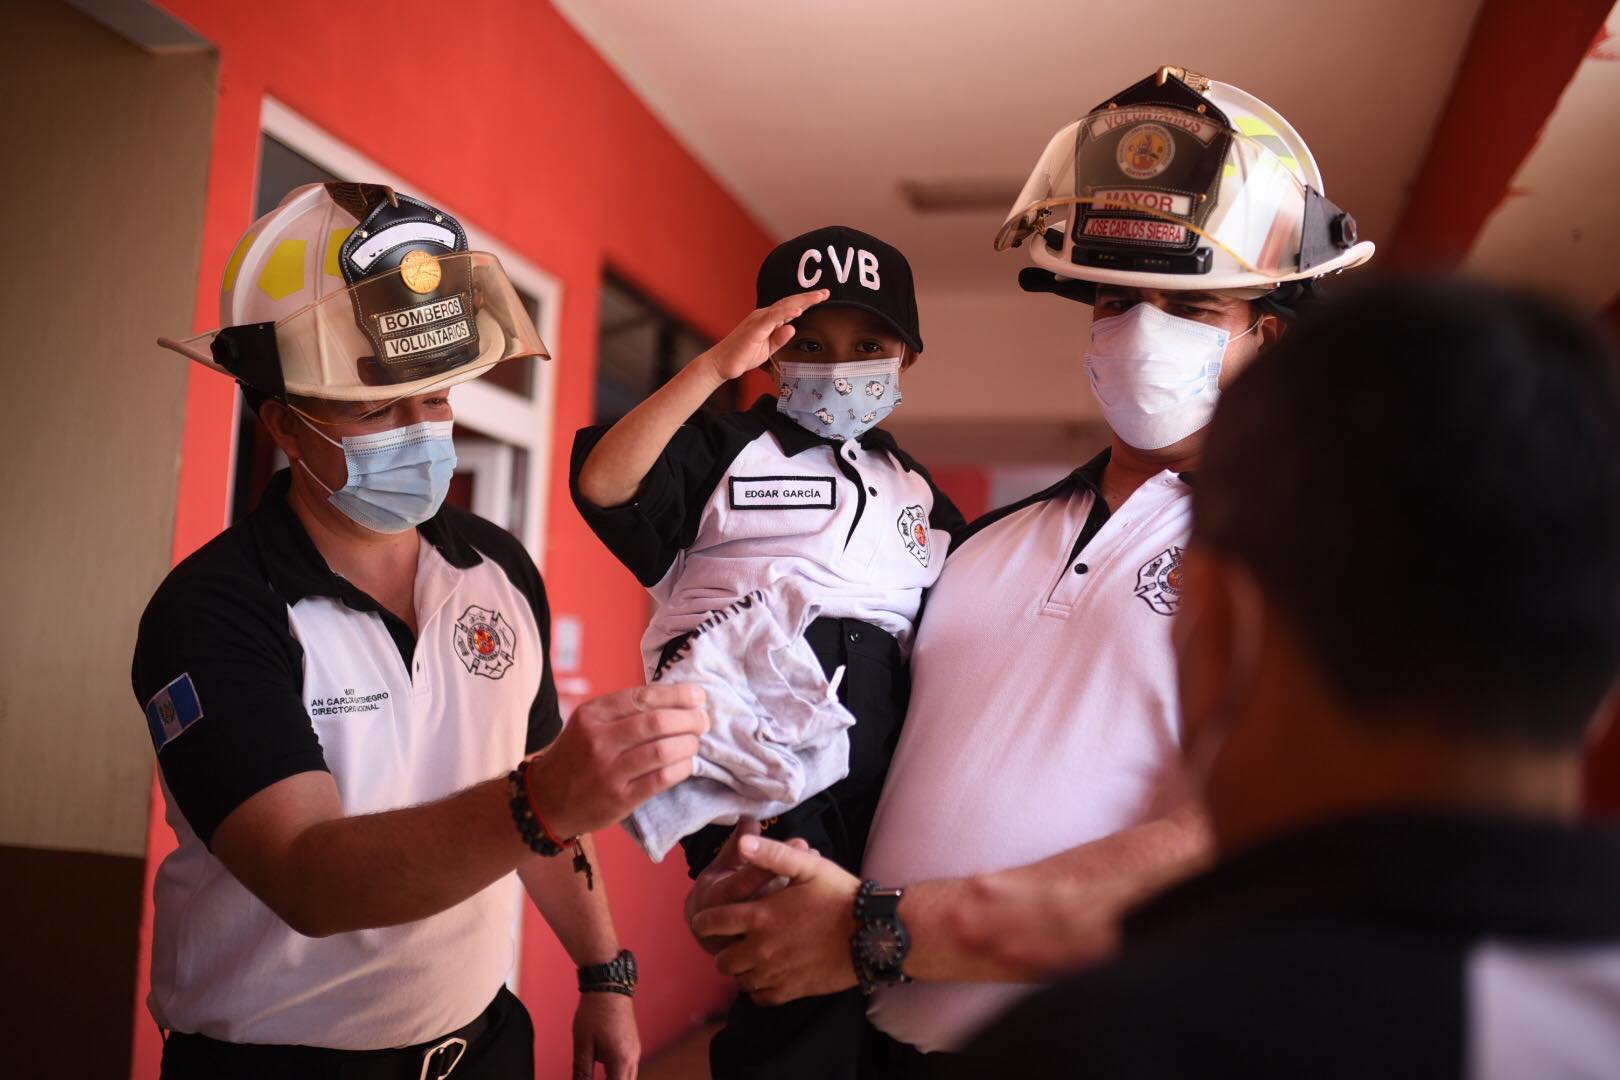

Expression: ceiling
xmin=555 ymin=0 xmax=1485 ymax=295
xmin=1464 ymin=4 xmax=1620 ymax=307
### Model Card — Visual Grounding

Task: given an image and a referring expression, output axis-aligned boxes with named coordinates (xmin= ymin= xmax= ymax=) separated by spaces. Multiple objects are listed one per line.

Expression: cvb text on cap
xmin=797 ymin=245 xmax=882 ymax=291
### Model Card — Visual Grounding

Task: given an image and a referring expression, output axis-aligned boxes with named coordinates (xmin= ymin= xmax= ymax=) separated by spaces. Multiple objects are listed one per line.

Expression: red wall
xmin=135 ymin=2 xmax=774 ymax=1075
xmin=928 ymin=467 xmax=991 ymax=524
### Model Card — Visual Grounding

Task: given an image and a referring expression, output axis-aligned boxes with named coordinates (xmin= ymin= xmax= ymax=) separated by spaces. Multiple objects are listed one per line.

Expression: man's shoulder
xmin=134 ymin=517 xmax=298 ymax=704
xmin=142 ymin=517 xmax=277 ymax=626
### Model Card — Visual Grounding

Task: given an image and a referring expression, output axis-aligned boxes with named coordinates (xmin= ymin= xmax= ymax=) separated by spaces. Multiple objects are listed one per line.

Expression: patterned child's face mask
xmin=775 ymin=357 xmax=902 ymax=441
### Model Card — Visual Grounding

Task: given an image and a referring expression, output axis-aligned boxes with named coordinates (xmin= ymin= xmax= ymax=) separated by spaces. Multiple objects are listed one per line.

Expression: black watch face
xmin=860 ymin=920 xmax=906 ymax=968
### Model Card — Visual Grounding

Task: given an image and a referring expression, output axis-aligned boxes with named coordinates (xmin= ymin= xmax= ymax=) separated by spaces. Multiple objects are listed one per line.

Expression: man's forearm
xmin=899 ymin=805 xmax=1213 ymax=982
xmin=280 ymin=776 xmax=531 ymax=937
xmin=519 ymin=835 xmax=622 ymax=967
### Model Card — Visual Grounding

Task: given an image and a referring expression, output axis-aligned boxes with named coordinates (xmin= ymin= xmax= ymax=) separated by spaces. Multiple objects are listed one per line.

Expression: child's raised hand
xmin=699 ymin=289 xmax=829 ymax=382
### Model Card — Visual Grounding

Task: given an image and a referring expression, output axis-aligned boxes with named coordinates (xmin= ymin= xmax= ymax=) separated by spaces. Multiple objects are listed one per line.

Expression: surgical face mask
xmin=298 ymin=417 xmax=457 ymax=533
xmin=775 ymin=356 xmax=902 ymax=441
xmin=1084 ymin=303 xmax=1255 ymax=451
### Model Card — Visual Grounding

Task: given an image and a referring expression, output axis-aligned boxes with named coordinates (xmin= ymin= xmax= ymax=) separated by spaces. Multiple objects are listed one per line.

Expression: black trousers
xmin=159 ymin=986 xmax=533 ymax=1079
xmin=667 ymin=616 xmax=911 ymax=1080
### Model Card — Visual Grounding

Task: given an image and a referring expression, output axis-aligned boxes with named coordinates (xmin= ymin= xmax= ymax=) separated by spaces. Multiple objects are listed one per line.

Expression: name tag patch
xmin=145 ymin=672 xmax=204 ymax=752
xmin=729 ymin=476 xmax=836 ymax=510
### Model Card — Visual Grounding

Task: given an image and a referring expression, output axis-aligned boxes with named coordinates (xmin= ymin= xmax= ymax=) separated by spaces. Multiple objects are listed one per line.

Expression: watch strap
xmin=578 ymin=948 xmax=637 ymax=996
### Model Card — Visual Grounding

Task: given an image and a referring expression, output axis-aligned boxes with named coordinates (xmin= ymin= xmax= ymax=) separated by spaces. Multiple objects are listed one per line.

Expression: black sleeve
xmin=526 ymin=581 xmax=562 ymax=753
xmin=569 ymin=412 xmax=760 ymax=587
xmin=444 ymin=507 xmax=563 ymax=752
xmin=131 ymin=559 xmax=327 ymax=850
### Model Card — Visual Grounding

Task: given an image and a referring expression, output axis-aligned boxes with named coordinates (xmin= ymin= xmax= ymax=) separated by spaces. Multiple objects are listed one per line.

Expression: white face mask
xmin=1084 ymin=303 xmax=1255 ymax=451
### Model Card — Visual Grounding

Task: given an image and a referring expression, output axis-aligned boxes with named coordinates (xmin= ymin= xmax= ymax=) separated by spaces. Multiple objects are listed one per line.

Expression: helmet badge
xmin=1117 ymin=123 xmax=1176 ymax=180
xmin=400 ymin=249 xmax=442 ymax=294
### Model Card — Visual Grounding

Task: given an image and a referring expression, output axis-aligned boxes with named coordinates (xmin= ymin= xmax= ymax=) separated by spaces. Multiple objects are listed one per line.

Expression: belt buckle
xmin=418 ymin=1035 xmax=468 ymax=1080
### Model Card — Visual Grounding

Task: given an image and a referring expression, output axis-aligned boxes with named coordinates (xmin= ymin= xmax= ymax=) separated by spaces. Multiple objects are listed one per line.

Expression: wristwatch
xmin=851 ymin=881 xmax=912 ymax=994
xmin=578 ymin=949 xmax=637 ymax=997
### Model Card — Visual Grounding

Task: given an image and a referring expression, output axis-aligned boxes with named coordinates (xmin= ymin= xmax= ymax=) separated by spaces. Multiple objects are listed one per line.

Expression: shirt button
xmin=1073 ymin=563 xmax=1089 ymax=575
xmin=847 ymin=450 xmax=858 ymax=460
xmin=867 ymin=486 xmax=877 ymax=496
xmin=848 ymin=629 xmax=863 ymax=644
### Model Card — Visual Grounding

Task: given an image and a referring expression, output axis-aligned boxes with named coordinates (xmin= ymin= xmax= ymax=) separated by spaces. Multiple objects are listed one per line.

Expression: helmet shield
xmin=160 ymin=251 xmax=547 ymax=422
xmin=995 ymin=108 xmax=1321 ymax=282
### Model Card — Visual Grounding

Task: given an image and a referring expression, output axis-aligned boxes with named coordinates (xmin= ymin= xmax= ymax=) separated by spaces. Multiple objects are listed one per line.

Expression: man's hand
xmin=698 ymin=289 xmax=829 ymax=382
xmin=529 ymin=685 xmax=709 ymax=839
xmin=572 ymin=992 xmax=639 ymax=1080
xmin=689 ymin=835 xmax=860 ymax=1006
xmin=685 ymin=821 xmax=810 ymax=954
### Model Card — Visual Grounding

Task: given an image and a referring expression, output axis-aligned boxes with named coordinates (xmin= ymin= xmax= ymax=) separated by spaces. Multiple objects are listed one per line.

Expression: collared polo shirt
xmin=862 ymin=450 xmax=1194 ymax=1051
xmin=131 ymin=470 xmax=560 ymax=1049
xmin=571 ymin=395 xmax=964 ymax=675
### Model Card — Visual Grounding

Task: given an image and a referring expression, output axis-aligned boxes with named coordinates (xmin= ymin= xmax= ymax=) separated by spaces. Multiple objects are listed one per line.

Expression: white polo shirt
xmin=862 ymin=451 xmax=1193 ymax=1051
xmin=571 ymin=394 xmax=964 ymax=676
xmin=132 ymin=470 xmax=560 ymax=1049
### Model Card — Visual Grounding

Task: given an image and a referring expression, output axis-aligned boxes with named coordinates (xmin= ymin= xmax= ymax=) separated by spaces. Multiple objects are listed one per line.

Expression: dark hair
xmin=1195 ymin=278 xmax=1620 ymax=747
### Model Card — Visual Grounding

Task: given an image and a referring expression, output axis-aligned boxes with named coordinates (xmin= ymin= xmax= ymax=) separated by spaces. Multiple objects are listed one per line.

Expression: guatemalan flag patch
xmin=146 ymin=673 xmax=204 ymax=752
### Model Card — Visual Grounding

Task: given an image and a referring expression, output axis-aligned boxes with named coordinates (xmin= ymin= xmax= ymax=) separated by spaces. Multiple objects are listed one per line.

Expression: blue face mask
xmin=776 ymin=356 xmax=903 ymax=441
xmin=299 ymin=417 xmax=458 ymax=533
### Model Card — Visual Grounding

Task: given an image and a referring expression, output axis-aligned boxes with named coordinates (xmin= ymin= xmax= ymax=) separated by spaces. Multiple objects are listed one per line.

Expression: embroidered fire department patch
xmin=897 ymin=505 xmax=929 ymax=566
xmin=453 ymin=605 xmax=516 ymax=679
xmin=1134 ymin=546 xmax=1185 ymax=616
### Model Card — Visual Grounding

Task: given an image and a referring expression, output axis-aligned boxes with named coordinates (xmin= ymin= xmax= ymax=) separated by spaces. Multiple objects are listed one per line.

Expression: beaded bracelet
xmin=507 ymin=759 xmax=595 ymax=889
xmin=851 ymin=879 xmax=878 ymax=995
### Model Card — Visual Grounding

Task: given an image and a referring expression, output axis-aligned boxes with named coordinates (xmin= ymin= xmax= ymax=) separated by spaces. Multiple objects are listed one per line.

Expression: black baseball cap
xmin=756 ymin=225 xmax=923 ymax=353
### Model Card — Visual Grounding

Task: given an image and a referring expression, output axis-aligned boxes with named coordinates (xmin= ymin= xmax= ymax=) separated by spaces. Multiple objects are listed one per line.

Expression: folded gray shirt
xmin=623 ymin=580 xmax=855 ymax=861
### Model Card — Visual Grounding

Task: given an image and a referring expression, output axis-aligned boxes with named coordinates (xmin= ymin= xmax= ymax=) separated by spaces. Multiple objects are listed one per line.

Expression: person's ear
xmin=901 ymin=347 xmax=919 ymax=372
xmin=259 ymin=399 xmax=304 ymax=463
xmin=1257 ymin=310 xmax=1285 ymax=348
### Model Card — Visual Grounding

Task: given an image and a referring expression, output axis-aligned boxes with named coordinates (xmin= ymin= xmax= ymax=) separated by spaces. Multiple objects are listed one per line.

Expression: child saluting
xmin=571 ymin=226 xmax=962 ymax=1080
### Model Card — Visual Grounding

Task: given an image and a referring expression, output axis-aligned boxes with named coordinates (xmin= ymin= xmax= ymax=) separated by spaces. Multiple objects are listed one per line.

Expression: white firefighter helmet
xmin=159 ymin=182 xmax=547 ymax=420
xmin=996 ymin=67 xmax=1375 ymax=301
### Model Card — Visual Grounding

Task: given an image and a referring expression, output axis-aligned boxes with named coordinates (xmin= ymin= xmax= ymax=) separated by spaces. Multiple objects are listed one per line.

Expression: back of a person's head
xmin=1195 ymin=278 xmax=1620 ymax=747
